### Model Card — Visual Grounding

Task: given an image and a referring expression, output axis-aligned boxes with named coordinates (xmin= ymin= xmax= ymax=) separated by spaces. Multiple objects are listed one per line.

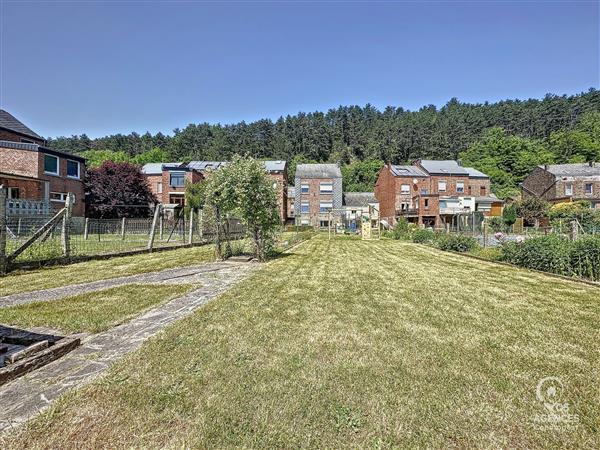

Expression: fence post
xmin=121 ymin=217 xmax=126 ymax=240
xmin=61 ymin=193 xmax=74 ymax=258
xmin=188 ymin=209 xmax=194 ymax=244
xmin=198 ymin=208 xmax=203 ymax=240
xmin=159 ymin=215 xmax=164 ymax=240
xmin=0 ymin=186 xmax=7 ymax=275
xmin=17 ymin=218 xmax=21 ymax=238
xmin=148 ymin=204 xmax=161 ymax=252
xmin=84 ymin=217 xmax=89 ymax=240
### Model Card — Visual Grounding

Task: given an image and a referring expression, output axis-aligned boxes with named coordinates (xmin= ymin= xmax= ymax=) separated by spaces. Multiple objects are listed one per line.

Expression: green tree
xmin=341 ymin=159 xmax=384 ymax=192
xmin=132 ymin=147 xmax=172 ymax=165
xmin=80 ymin=149 xmax=130 ymax=168
xmin=516 ymin=197 xmax=549 ymax=226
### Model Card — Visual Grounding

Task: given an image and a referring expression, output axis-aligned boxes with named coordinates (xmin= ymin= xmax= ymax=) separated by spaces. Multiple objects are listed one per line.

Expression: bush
xmin=435 ymin=234 xmax=478 ymax=253
xmin=388 ymin=218 xmax=416 ymax=240
xmin=487 ymin=216 xmax=508 ymax=233
xmin=412 ymin=229 xmax=437 ymax=244
xmin=570 ymin=236 xmax=600 ymax=281
xmin=500 ymin=235 xmax=572 ymax=276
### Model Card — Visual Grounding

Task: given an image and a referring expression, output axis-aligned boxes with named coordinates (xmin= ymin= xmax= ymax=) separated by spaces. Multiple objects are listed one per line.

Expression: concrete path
xmin=0 ymin=262 xmax=245 ymax=308
xmin=0 ymin=261 xmax=257 ymax=433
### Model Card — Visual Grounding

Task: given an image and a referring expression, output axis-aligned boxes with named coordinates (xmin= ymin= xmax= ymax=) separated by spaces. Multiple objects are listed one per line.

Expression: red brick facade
xmin=375 ymin=162 xmax=495 ymax=228
xmin=0 ymin=128 xmax=45 ymax=146
xmin=1 ymin=143 xmax=86 ymax=216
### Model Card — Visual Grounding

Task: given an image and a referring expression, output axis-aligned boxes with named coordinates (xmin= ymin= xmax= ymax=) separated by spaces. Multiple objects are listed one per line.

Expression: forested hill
xmin=48 ymin=89 xmax=600 ymax=198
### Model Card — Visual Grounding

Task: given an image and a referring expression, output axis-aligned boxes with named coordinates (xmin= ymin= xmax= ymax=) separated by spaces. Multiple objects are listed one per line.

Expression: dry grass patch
xmin=3 ymin=237 xmax=599 ymax=448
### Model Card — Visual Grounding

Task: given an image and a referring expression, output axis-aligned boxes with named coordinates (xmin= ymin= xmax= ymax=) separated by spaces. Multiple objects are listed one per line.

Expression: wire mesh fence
xmin=2 ymin=202 xmax=246 ymax=271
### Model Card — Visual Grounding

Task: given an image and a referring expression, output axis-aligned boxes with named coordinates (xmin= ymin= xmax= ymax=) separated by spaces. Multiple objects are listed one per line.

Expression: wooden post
xmin=83 ymin=217 xmax=89 ymax=240
xmin=0 ymin=186 xmax=7 ymax=275
xmin=61 ymin=193 xmax=74 ymax=258
xmin=198 ymin=208 xmax=203 ymax=240
xmin=16 ymin=218 xmax=21 ymax=238
xmin=147 ymin=204 xmax=161 ymax=251
xmin=121 ymin=217 xmax=126 ymax=240
xmin=188 ymin=209 xmax=194 ymax=244
xmin=159 ymin=215 xmax=164 ymax=240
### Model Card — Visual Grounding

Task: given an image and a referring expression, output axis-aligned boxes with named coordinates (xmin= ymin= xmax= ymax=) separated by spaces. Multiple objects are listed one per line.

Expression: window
xmin=301 ymin=219 xmax=310 ymax=225
xmin=438 ymin=180 xmax=446 ymax=192
xmin=468 ymin=185 xmax=472 ymax=194
xmin=301 ymin=184 xmax=309 ymax=194
xmin=319 ymin=201 xmax=333 ymax=213
xmin=480 ymin=186 xmax=487 ymax=196
xmin=424 ymin=199 xmax=429 ymax=209
xmin=320 ymin=220 xmax=330 ymax=228
xmin=565 ymin=183 xmax=573 ymax=196
xmin=320 ymin=182 xmax=333 ymax=194
xmin=44 ymin=154 xmax=59 ymax=175
xmin=157 ymin=182 xmax=163 ymax=194
xmin=50 ymin=192 xmax=73 ymax=203
xmin=456 ymin=181 xmax=464 ymax=193
xmin=401 ymin=184 xmax=410 ymax=194
xmin=585 ymin=183 xmax=594 ymax=195
xmin=439 ymin=201 xmax=447 ymax=209
xmin=169 ymin=195 xmax=185 ymax=206
xmin=301 ymin=202 xmax=309 ymax=213
xmin=66 ymin=160 xmax=80 ymax=179
xmin=170 ymin=172 xmax=185 ymax=187
xmin=7 ymin=187 xmax=19 ymax=199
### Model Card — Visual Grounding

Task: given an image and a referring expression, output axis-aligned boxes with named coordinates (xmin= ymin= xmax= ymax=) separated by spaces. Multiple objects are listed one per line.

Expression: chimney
xmin=457 ymin=159 xmax=462 ymax=166
xmin=544 ymin=164 xmax=549 ymax=171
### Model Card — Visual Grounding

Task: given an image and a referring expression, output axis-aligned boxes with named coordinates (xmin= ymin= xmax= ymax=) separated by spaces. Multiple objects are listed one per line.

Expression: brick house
xmin=375 ymin=160 xmax=501 ymax=228
xmin=0 ymin=112 xmax=86 ymax=216
xmin=294 ymin=164 xmax=343 ymax=228
xmin=141 ymin=162 xmax=204 ymax=207
xmin=0 ymin=110 xmax=46 ymax=145
xmin=142 ymin=160 xmax=288 ymax=222
xmin=286 ymin=186 xmax=295 ymax=223
xmin=342 ymin=192 xmax=379 ymax=230
xmin=520 ymin=162 xmax=600 ymax=209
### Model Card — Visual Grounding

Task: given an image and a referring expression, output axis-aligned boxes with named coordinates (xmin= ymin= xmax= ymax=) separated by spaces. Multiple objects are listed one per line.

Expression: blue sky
xmin=1 ymin=1 xmax=598 ymax=138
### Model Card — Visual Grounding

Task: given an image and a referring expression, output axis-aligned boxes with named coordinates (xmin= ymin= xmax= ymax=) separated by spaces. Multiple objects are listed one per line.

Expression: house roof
xmin=541 ymin=163 xmax=600 ymax=177
xmin=141 ymin=163 xmax=165 ymax=175
xmin=418 ymin=160 xmax=469 ymax=176
xmin=464 ymin=167 xmax=489 ymax=179
xmin=188 ymin=161 xmax=228 ymax=171
xmin=343 ymin=192 xmax=377 ymax=207
xmin=264 ymin=160 xmax=287 ymax=172
xmin=0 ymin=110 xmax=45 ymax=141
xmin=295 ymin=163 xmax=341 ymax=179
xmin=389 ymin=165 xmax=427 ymax=177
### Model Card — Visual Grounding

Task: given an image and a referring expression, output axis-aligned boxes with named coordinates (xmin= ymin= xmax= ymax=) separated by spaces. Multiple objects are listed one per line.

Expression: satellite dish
xmin=412 ymin=178 xmax=418 ymax=185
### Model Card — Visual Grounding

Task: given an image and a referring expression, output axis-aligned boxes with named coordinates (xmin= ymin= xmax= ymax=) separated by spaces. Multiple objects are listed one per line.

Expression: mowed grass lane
xmin=0 ymin=245 xmax=214 ymax=297
xmin=4 ymin=237 xmax=599 ymax=448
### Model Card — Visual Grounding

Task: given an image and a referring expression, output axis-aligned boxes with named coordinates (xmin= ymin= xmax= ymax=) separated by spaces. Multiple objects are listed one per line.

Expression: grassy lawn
xmin=3 ymin=237 xmax=599 ymax=448
xmin=0 ymin=245 xmax=214 ymax=297
xmin=0 ymin=284 xmax=197 ymax=334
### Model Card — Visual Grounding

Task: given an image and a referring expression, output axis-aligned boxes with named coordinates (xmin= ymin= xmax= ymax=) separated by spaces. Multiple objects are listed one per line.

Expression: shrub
xmin=570 ymin=236 xmax=600 ymax=281
xmin=500 ymin=235 xmax=572 ymax=276
xmin=487 ymin=216 xmax=508 ymax=233
xmin=412 ymin=229 xmax=437 ymax=244
xmin=435 ymin=234 xmax=478 ymax=253
xmin=389 ymin=218 xmax=416 ymax=240
xmin=502 ymin=203 xmax=517 ymax=227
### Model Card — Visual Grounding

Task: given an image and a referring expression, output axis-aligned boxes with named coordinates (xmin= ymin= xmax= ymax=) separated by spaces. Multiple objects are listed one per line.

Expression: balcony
xmin=439 ymin=206 xmax=471 ymax=215
xmin=6 ymin=199 xmax=52 ymax=216
xmin=396 ymin=208 xmax=418 ymax=217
